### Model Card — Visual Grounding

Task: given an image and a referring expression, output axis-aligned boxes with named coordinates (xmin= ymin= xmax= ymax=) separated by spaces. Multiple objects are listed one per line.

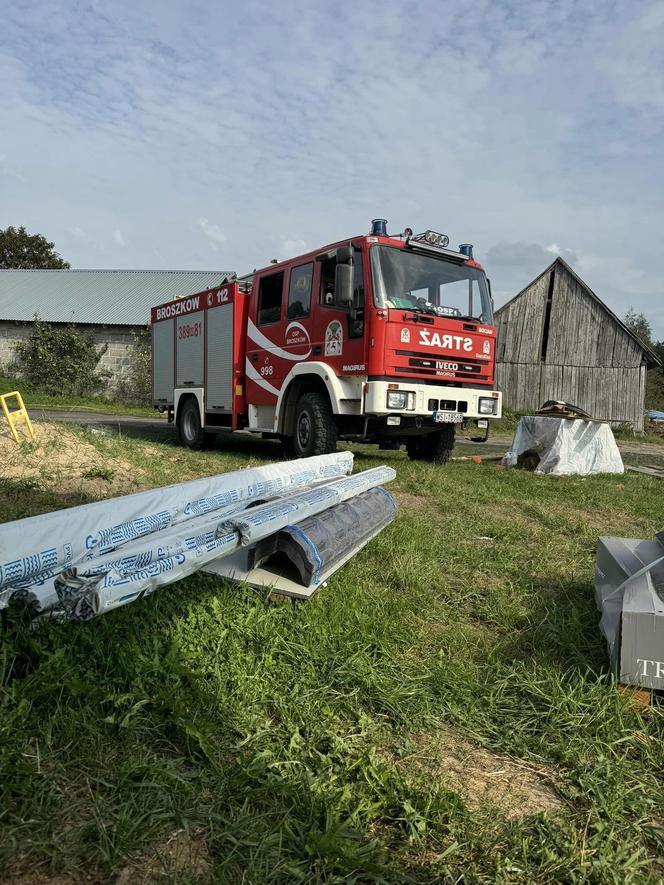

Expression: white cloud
xmin=198 ymin=218 xmax=226 ymax=249
xmin=0 ymin=0 xmax=661 ymax=334
xmin=282 ymin=238 xmax=307 ymax=257
xmin=113 ymin=228 xmax=126 ymax=247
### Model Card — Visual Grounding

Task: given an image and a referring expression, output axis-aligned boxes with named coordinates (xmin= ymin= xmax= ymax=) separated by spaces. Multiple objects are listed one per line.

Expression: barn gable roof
xmin=0 ymin=269 xmax=235 ymax=326
xmin=495 ymin=258 xmax=660 ymax=367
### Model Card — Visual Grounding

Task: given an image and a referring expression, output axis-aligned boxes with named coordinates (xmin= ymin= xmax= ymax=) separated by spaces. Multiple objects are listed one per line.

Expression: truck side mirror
xmin=334 ymin=262 xmax=354 ymax=310
xmin=336 ymin=244 xmax=354 ymax=264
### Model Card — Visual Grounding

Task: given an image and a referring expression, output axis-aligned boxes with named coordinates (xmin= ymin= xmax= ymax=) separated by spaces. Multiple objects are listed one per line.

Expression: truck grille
xmin=428 ymin=399 xmax=468 ymax=412
xmin=391 ymin=349 xmax=491 ymax=382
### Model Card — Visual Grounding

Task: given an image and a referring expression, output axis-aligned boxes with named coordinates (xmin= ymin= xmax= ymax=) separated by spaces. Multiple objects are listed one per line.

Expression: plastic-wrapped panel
xmin=206 ymin=302 xmax=234 ymax=410
xmin=152 ymin=319 xmax=174 ymax=400
xmin=595 ymin=533 xmax=664 ymax=690
xmin=251 ymin=486 xmax=397 ymax=586
xmin=0 ymin=452 xmax=355 ymax=614
xmin=176 ymin=311 xmax=204 ymax=386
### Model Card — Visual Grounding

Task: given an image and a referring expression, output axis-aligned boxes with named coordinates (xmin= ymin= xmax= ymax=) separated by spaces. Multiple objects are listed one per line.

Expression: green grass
xmin=26 ymin=397 xmax=160 ymax=418
xmin=1 ymin=428 xmax=663 ymax=883
xmin=0 ymin=373 xmax=159 ymax=418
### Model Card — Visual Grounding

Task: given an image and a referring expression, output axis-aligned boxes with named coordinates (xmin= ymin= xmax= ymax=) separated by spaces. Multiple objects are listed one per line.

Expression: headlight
xmin=478 ymin=397 xmax=497 ymax=415
xmin=386 ymin=390 xmax=415 ymax=410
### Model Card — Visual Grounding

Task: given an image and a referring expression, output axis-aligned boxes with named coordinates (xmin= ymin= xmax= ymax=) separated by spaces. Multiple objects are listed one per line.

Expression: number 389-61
xmin=178 ymin=322 xmax=201 ymax=339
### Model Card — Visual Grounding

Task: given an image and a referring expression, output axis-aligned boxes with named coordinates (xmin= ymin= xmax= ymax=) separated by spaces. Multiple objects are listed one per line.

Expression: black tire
xmin=288 ymin=391 xmax=337 ymax=458
xmin=177 ymin=397 xmax=209 ymax=450
xmin=406 ymin=424 xmax=455 ymax=464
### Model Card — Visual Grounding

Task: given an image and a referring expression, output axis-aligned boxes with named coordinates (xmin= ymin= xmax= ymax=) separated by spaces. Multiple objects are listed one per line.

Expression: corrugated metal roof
xmin=0 ymin=269 xmax=235 ymax=326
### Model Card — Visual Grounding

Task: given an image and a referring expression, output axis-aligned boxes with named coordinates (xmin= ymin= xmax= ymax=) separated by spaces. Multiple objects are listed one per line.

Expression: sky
xmin=1 ymin=0 xmax=663 ymax=336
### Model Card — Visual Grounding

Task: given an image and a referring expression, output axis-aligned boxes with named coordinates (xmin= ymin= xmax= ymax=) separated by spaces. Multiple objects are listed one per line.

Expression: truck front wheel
xmin=406 ymin=425 xmax=455 ymax=464
xmin=288 ymin=391 xmax=337 ymax=458
xmin=177 ymin=398 xmax=209 ymax=450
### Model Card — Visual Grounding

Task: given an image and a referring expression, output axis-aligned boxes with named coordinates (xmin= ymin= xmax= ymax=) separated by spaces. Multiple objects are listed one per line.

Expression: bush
xmin=11 ymin=318 xmax=110 ymax=397
xmin=114 ymin=329 xmax=152 ymax=405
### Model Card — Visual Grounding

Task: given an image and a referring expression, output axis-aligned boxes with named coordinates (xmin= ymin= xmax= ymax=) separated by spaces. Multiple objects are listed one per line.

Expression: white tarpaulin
xmin=0 ymin=452 xmax=354 ymax=612
xmin=502 ymin=416 xmax=624 ymax=476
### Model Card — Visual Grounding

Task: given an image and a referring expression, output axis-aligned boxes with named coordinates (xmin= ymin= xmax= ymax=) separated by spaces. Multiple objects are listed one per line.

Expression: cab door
xmin=311 ymin=244 xmax=368 ymax=376
xmin=246 ymin=268 xmax=286 ymax=407
xmin=246 ymin=263 xmax=318 ymax=408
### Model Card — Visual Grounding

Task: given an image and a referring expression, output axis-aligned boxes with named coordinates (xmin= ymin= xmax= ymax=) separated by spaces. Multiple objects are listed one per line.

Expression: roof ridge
xmin=495 ymin=258 xmax=660 ymax=366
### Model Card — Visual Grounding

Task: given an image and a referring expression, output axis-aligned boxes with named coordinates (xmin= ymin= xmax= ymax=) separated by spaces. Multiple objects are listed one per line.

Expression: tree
xmin=652 ymin=340 xmax=664 ymax=366
xmin=11 ymin=319 xmax=109 ymax=396
xmin=0 ymin=225 xmax=70 ymax=269
xmin=113 ymin=329 xmax=152 ymax=405
xmin=623 ymin=308 xmax=653 ymax=349
xmin=621 ymin=311 xmax=664 ymax=413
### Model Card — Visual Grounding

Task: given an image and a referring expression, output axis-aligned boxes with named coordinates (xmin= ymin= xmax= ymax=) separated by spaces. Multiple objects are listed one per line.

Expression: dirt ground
xmin=393 ymin=728 xmax=565 ymax=820
xmin=0 ymin=421 xmax=146 ymax=498
xmin=1 ymin=830 xmax=212 ymax=885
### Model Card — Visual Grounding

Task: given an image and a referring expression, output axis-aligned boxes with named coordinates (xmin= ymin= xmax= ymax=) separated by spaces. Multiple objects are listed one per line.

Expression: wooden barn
xmin=494 ymin=258 xmax=660 ymax=431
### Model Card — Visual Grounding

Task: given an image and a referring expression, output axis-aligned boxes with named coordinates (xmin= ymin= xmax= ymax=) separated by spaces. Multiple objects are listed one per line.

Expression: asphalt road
xmin=25 ymin=409 xmax=664 ymax=458
xmin=28 ymin=409 xmax=499 ymax=442
xmin=28 ymin=408 xmax=169 ymax=433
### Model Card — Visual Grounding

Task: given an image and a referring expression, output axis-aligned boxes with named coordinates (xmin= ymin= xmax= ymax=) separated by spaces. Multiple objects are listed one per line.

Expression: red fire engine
xmin=151 ymin=220 xmax=502 ymax=462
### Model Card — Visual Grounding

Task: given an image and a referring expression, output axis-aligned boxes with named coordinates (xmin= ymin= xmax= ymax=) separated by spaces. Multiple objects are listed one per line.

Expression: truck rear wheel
xmin=288 ymin=391 xmax=337 ymax=458
xmin=177 ymin=397 xmax=209 ymax=450
xmin=406 ymin=425 xmax=455 ymax=464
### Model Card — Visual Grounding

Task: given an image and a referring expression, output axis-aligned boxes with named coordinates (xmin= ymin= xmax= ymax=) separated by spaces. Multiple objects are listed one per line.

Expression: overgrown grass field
xmin=1 ymin=426 xmax=663 ymax=883
xmin=0 ymin=372 xmax=157 ymax=418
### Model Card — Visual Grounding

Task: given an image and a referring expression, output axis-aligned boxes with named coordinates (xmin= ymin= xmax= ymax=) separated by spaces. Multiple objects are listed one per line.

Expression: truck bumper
xmin=363 ymin=380 xmax=502 ymax=420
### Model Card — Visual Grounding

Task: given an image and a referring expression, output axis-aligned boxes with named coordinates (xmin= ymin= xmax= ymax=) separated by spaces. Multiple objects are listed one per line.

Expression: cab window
xmin=320 ymin=256 xmax=337 ymax=306
xmin=287 ymin=263 xmax=313 ymax=319
xmin=352 ymin=252 xmax=365 ymax=337
xmin=318 ymin=249 xmax=365 ymax=338
xmin=257 ymin=271 xmax=284 ymax=325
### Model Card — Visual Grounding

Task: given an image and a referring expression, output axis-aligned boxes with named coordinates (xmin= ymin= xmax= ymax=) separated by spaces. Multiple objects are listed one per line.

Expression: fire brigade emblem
xmin=400 ymin=327 xmax=410 ymax=343
xmin=483 ymin=340 xmax=491 ymax=355
xmin=324 ymin=320 xmax=343 ymax=356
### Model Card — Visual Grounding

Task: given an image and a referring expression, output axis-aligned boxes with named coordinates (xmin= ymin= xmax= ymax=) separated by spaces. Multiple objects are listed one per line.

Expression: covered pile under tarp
xmin=0 ymin=453 xmax=397 ymax=621
xmin=595 ymin=531 xmax=664 ymax=690
xmin=502 ymin=416 xmax=624 ymax=476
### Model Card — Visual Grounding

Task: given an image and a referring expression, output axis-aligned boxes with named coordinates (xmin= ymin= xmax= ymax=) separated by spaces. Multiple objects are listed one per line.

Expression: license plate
xmin=433 ymin=410 xmax=463 ymax=424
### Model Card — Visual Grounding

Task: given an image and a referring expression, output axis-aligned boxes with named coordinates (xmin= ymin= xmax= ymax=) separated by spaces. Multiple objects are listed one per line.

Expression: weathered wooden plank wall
xmin=495 ymin=364 xmax=646 ymax=430
xmin=495 ymin=261 xmax=648 ymax=431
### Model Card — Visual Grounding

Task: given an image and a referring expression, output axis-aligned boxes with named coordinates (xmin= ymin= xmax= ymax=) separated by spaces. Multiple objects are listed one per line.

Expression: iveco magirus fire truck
xmin=151 ymin=219 xmax=502 ymax=463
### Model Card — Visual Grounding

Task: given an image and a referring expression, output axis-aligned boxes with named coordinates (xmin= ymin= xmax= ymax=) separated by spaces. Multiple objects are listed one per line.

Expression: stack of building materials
xmin=0 ymin=453 xmax=396 ymax=622
xmin=595 ymin=531 xmax=664 ymax=691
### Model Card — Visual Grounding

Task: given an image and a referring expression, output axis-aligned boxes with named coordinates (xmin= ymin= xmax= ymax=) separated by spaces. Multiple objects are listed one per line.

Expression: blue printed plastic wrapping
xmin=44 ymin=464 xmax=395 ymax=621
xmin=0 ymin=454 xmax=397 ymax=622
xmin=220 ymin=467 xmax=396 ymax=544
xmin=0 ymin=451 xmax=353 ymax=612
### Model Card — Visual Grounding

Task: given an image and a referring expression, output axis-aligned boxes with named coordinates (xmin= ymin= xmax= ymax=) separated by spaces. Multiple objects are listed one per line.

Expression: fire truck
xmin=151 ymin=220 xmax=502 ymax=462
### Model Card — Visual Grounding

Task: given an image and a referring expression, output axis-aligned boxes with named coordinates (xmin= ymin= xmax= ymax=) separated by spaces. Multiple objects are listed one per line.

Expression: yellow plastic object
xmin=0 ymin=391 xmax=35 ymax=444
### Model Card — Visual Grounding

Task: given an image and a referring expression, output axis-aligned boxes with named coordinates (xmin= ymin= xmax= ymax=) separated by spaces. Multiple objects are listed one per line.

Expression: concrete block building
xmin=0 ymin=269 xmax=231 ymax=386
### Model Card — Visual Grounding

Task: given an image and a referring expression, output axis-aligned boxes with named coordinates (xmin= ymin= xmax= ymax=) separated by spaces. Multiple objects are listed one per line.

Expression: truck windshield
xmin=370 ymin=245 xmax=493 ymax=323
